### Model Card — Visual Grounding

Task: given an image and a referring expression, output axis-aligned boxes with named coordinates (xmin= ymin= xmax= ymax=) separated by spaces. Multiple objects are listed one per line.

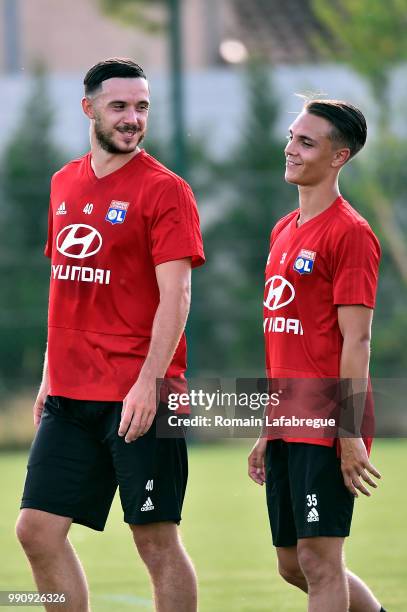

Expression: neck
xmin=90 ymin=133 xmax=140 ymax=179
xmin=297 ymin=180 xmax=340 ymax=226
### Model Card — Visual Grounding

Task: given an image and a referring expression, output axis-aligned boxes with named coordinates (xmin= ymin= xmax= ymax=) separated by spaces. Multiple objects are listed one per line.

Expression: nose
xmin=284 ymin=138 xmax=297 ymax=157
xmin=123 ymin=108 xmax=140 ymax=125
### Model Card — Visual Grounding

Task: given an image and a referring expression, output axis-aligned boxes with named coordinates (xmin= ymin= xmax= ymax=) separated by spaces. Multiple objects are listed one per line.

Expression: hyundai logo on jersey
xmin=264 ymin=276 xmax=295 ymax=311
xmin=105 ymin=201 xmax=129 ymax=225
xmin=56 ymin=224 xmax=103 ymax=258
xmin=293 ymin=249 xmax=316 ymax=275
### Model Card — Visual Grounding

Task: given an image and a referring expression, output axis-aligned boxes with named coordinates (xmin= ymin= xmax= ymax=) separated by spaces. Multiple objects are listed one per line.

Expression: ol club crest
xmin=105 ymin=201 xmax=129 ymax=225
xmin=293 ymin=249 xmax=316 ymax=275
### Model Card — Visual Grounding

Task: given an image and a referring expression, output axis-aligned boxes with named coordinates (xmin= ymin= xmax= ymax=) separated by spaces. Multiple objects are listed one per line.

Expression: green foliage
xmin=0 ymin=68 xmax=68 ymax=389
xmin=98 ymin=0 xmax=165 ymax=32
xmin=312 ymin=0 xmax=407 ymax=98
xmin=1 ymin=67 xmax=66 ymax=251
xmin=143 ymin=130 xmax=218 ymax=203
xmin=193 ymin=63 xmax=295 ymax=375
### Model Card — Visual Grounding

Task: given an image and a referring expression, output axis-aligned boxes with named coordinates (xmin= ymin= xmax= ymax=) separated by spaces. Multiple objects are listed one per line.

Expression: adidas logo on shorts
xmin=307 ymin=507 xmax=319 ymax=522
xmin=140 ymin=497 xmax=155 ymax=512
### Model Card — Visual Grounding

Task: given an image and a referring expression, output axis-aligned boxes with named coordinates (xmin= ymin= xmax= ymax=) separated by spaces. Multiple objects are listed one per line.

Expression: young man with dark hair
xmin=16 ymin=58 xmax=204 ymax=612
xmin=248 ymin=99 xmax=387 ymax=611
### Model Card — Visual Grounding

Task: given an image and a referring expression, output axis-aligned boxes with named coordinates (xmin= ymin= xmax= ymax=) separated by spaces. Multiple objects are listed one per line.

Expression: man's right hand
xmin=33 ymin=385 xmax=48 ymax=428
xmin=248 ymin=437 xmax=268 ymax=485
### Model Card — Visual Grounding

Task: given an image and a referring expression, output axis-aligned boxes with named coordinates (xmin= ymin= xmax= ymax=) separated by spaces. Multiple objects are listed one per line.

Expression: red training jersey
xmin=263 ymin=195 xmax=380 ymax=448
xmin=45 ymin=149 xmax=205 ymax=401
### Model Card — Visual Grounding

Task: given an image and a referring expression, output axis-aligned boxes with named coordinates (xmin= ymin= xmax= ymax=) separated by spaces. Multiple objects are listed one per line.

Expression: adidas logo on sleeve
xmin=307 ymin=507 xmax=319 ymax=522
xmin=140 ymin=497 xmax=155 ymax=512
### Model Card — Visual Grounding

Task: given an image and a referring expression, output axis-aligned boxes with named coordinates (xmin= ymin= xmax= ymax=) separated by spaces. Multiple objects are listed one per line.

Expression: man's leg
xmin=347 ymin=570 xmax=382 ymax=612
xmin=297 ymin=537 xmax=348 ymax=612
xmin=279 ymin=442 xmax=383 ymax=610
xmin=277 ymin=546 xmax=308 ymax=591
xmin=16 ymin=509 xmax=89 ymax=612
xmin=277 ymin=545 xmax=382 ymax=611
xmin=278 ymin=545 xmax=382 ymax=611
xmin=130 ymin=522 xmax=197 ymax=612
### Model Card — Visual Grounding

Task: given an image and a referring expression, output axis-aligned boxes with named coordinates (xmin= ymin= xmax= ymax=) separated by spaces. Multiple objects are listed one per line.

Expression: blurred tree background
xmin=192 ymin=63 xmax=294 ymax=375
xmin=1 ymin=0 xmax=406 ymax=428
xmin=0 ymin=68 xmax=68 ymax=394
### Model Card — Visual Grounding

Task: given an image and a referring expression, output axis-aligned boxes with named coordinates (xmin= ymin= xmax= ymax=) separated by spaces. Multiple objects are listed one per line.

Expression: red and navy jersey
xmin=264 ymin=195 xmax=380 ymax=447
xmin=46 ymin=149 xmax=205 ymax=401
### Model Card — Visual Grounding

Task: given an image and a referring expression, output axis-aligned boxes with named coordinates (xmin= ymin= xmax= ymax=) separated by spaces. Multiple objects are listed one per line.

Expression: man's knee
xmin=130 ymin=522 xmax=178 ymax=570
xmin=16 ymin=511 xmax=46 ymax=554
xmin=297 ymin=543 xmax=343 ymax=586
xmin=16 ymin=510 xmax=70 ymax=558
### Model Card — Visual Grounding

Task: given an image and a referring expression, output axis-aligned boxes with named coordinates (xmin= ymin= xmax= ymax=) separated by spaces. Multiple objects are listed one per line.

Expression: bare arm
xmin=248 ymin=398 xmax=270 ymax=485
xmin=118 ymin=258 xmax=192 ymax=442
xmin=33 ymin=345 xmax=50 ymax=428
xmin=338 ymin=305 xmax=381 ymax=497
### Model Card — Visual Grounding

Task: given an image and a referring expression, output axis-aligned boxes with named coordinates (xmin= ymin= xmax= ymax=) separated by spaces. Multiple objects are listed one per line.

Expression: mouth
xmin=286 ymin=159 xmax=301 ymax=166
xmin=117 ymin=127 xmax=139 ymax=137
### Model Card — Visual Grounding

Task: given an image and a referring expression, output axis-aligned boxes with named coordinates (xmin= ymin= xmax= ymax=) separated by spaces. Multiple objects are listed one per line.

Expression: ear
xmin=82 ymin=96 xmax=95 ymax=120
xmin=331 ymin=147 xmax=351 ymax=168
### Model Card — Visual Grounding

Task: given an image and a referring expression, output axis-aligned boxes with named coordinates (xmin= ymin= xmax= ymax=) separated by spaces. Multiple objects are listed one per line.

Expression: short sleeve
xmin=332 ymin=223 xmax=381 ymax=308
xmin=44 ymin=198 xmax=53 ymax=258
xmin=150 ymin=178 xmax=205 ymax=268
xmin=269 ymin=227 xmax=276 ymax=250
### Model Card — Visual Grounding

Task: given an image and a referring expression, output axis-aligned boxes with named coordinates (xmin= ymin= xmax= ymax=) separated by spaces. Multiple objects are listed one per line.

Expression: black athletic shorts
xmin=265 ymin=440 xmax=354 ymax=547
xmin=21 ymin=396 xmax=188 ymax=531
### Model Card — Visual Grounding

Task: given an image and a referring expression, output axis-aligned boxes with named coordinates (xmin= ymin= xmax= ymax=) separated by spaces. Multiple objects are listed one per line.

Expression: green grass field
xmin=1 ymin=440 xmax=406 ymax=611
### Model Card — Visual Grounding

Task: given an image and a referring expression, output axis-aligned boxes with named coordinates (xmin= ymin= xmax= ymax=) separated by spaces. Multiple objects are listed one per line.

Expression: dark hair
xmin=84 ymin=58 xmax=147 ymax=96
xmin=304 ymin=99 xmax=367 ymax=159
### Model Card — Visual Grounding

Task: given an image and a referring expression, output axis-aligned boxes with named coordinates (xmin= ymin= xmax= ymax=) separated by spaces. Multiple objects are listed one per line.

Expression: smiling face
xmin=82 ymin=77 xmax=150 ymax=155
xmin=284 ymin=111 xmax=350 ymax=187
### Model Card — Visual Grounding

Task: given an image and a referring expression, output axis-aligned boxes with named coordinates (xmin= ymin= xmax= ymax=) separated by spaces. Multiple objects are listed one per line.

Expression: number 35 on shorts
xmin=306 ymin=493 xmax=318 ymax=507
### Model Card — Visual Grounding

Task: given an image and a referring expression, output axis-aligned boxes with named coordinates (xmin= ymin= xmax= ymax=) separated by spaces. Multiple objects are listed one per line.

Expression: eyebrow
xmin=289 ymin=128 xmax=317 ymax=144
xmin=108 ymin=99 xmax=150 ymax=106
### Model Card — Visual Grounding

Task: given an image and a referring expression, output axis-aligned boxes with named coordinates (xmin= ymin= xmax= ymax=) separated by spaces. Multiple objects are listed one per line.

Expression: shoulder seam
xmin=140 ymin=152 xmax=186 ymax=184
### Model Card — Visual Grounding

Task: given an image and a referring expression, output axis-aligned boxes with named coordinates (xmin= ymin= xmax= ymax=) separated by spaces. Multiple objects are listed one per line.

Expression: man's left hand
xmin=340 ymin=437 xmax=381 ymax=497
